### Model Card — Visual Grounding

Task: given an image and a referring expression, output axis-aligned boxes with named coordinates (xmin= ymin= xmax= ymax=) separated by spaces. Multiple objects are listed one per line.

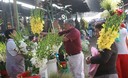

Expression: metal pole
xmin=9 ymin=0 xmax=14 ymax=28
xmin=1 ymin=0 xmax=7 ymax=32
xmin=13 ymin=0 xmax=19 ymax=30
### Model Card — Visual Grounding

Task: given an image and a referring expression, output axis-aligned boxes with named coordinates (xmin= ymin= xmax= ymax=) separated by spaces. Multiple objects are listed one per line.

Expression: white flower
xmin=30 ymin=56 xmax=47 ymax=68
xmin=101 ymin=10 xmax=110 ymax=19
xmin=31 ymin=49 xmax=37 ymax=53
xmin=33 ymin=42 xmax=38 ymax=49
xmin=19 ymin=41 xmax=28 ymax=53
xmin=30 ymin=57 xmax=36 ymax=65
xmin=23 ymin=36 xmax=29 ymax=40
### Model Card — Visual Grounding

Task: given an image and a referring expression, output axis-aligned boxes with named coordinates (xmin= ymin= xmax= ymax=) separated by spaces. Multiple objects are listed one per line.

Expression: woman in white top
xmin=116 ymin=23 xmax=128 ymax=78
xmin=5 ymin=29 xmax=25 ymax=78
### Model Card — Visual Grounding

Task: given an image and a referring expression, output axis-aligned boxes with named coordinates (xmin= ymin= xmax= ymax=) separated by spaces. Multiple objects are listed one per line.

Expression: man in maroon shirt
xmin=59 ymin=19 xmax=85 ymax=78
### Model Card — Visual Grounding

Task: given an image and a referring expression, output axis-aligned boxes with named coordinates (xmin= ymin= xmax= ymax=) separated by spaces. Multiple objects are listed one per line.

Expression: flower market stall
xmin=0 ymin=0 xmax=128 ymax=78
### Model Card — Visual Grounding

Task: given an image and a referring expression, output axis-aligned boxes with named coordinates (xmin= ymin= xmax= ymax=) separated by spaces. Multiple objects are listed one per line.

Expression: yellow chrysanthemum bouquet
xmin=30 ymin=8 xmax=44 ymax=35
xmin=98 ymin=0 xmax=126 ymax=50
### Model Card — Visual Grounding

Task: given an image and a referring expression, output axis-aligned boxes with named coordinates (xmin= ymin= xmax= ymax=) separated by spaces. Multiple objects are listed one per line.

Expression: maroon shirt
xmin=59 ymin=27 xmax=82 ymax=55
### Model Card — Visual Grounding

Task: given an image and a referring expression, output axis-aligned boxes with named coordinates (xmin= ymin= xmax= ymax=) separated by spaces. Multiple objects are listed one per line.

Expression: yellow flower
xmin=30 ymin=16 xmax=44 ymax=34
xmin=97 ymin=27 xmax=119 ymax=50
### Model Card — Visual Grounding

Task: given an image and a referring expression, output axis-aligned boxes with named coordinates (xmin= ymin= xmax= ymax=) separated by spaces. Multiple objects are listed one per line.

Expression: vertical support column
xmin=13 ymin=0 xmax=19 ymax=30
xmin=1 ymin=0 xmax=7 ymax=32
xmin=9 ymin=0 xmax=14 ymax=28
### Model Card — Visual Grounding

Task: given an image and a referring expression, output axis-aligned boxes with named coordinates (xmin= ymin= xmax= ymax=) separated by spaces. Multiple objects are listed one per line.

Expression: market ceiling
xmin=17 ymin=0 xmax=90 ymax=13
xmin=1 ymin=0 xmax=128 ymax=16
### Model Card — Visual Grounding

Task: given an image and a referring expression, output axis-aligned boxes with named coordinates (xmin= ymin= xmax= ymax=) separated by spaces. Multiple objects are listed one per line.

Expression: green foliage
xmin=49 ymin=73 xmax=72 ymax=78
xmin=11 ymin=31 xmax=23 ymax=51
xmin=36 ymin=32 xmax=62 ymax=60
xmin=104 ymin=12 xmax=126 ymax=31
xmin=21 ymin=26 xmax=32 ymax=36
xmin=0 ymin=42 xmax=6 ymax=62
xmin=100 ymin=0 xmax=111 ymax=11
xmin=31 ymin=8 xmax=44 ymax=20
xmin=0 ymin=42 xmax=5 ymax=53
xmin=0 ymin=19 xmax=3 ymax=25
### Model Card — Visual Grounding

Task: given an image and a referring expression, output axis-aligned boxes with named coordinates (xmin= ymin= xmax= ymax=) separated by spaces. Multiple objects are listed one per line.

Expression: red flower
xmin=120 ymin=23 xmax=126 ymax=28
xmin=116 ymin=9 xmax=123 ymax=16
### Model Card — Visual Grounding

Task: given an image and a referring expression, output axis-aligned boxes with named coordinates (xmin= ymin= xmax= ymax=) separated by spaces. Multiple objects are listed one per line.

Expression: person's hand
xmin=63 ymin=36 xmax=69 ymax=42
xmin=86 ymin=56 xmax=91 ymax=64
xmin=53 ymin=20 xmax=59 ymax=26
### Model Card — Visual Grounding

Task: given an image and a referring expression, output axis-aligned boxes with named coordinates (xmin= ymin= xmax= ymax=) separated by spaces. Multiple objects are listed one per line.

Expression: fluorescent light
xmin=0 ymin=0 xmax=35 ymax=9
xmin=17 ymin=2 xmax=35 ymax=9
xmin=3 ymin=0 xmax=13 ymax=3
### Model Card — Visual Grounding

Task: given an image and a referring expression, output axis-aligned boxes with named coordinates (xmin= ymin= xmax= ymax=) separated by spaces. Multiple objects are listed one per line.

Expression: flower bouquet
xmin=0 ymin=18 xmax=3 ymax=25
xmin=97 ymin=0 xmax=126 ymax=50
xmin=0 ymin=42 xmax=6 ymax=62
xmin=30 ymin=8 xmax=44 ymax=35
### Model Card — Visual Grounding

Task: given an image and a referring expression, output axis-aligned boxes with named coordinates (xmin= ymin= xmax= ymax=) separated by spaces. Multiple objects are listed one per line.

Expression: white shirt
xmin=116 ymin=28 xmax=128 ymax=54
xmin=7 ymin=39 xmax=17 ymax=56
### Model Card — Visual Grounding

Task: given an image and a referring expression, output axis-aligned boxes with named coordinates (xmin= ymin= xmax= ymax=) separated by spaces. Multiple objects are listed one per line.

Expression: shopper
xmin=86 ymin=22 xmax=118 ymax=78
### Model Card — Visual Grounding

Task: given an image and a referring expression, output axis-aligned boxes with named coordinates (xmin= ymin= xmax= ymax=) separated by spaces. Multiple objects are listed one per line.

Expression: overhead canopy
xmin=17 ymin=0 xmax=90 ymax=14
xmin=1 ymin=0 xmax=127 ymax=16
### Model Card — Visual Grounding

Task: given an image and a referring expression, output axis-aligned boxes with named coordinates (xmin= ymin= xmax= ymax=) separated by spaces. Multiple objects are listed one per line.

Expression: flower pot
xmin=39 ymin=65 xmax=48 ymax=78
xmin=47 ymin=58 xmax=57 ymax=76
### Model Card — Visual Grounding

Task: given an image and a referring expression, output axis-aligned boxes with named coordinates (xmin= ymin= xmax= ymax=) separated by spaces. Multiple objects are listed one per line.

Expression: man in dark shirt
xmin=59 ymin=19 xmax=85 ymax=78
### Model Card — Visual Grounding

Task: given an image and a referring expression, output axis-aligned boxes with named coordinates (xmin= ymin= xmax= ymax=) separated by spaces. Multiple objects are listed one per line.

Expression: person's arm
xmin=86 ymin=49 xmax=112 ymax=64
xmin=90 ymin=49 xmax=113 ymax=64
xmin=58 ymin=30 xmax=67 ymax=36
xmin=7 ymin=41 xmax=18 ymax=56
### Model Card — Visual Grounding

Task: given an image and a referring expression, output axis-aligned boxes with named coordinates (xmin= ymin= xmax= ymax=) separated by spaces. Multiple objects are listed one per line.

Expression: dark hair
xmin=95 ymin=22 xmax=105 ymax=31
xmin=4 ymin=29 xmax=15 ymax=39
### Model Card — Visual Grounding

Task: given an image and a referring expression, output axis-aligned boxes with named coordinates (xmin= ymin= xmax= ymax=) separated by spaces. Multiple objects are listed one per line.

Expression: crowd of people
xmin=3 ymin=17 xmax=128 ymax=78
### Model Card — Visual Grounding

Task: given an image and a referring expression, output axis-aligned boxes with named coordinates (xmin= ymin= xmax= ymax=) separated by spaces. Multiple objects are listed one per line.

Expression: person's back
xmin=93 ymin=43 xmax=118 ymax=77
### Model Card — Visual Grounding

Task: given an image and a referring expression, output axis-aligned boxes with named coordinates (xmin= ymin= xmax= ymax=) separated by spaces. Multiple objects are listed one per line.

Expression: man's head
xmin=63 ymin=19 xmax=75 ymax=30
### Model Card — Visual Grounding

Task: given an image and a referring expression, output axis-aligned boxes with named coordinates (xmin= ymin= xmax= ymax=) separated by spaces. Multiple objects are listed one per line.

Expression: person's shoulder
xmin=73 ymin=28 xmax=80 ymax=32
xmin=7 ymin=40 xmax=15 ymax=45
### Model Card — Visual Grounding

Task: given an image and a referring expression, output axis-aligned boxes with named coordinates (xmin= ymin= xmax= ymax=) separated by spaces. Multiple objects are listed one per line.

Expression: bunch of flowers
xmin=0 ymin=42 xmax=6 ymax=62
xmin=30 ymin=55 xmax=47 ymax=68
xmin=97 ymin=9 xmax=126 ymax=50
xmin=0 ymin=18 xmax=3 ymax=25
xmin=30 ymin=8 xmax=44 ymax=35
xmin=11 ymin=31 xmax=28 ymax=54
xmin=100 ymin=0 xmax=121 ymax=11
xmin=36 ymin=32 xmax=62 ymax=60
